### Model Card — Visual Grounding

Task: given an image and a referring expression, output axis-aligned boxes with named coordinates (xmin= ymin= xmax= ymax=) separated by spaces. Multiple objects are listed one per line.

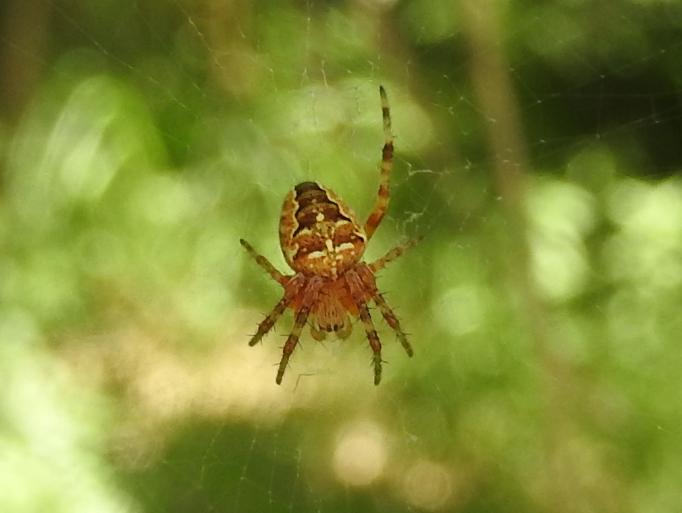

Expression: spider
xmin=240 ymin=86 xmax=417 ymax=385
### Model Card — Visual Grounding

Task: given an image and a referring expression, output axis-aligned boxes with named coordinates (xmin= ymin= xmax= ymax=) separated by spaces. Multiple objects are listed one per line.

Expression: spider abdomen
xmin=280 ymin=181 xmax=366 ymax=277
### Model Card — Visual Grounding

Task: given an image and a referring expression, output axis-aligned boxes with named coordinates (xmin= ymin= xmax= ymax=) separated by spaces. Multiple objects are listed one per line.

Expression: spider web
xmin=3 ymin=1 xmax=682 ymax=513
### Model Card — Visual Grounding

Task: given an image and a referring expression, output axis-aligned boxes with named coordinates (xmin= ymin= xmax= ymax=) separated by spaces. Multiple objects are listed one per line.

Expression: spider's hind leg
xmin=364 ymin=86 xmax=394 ymax=241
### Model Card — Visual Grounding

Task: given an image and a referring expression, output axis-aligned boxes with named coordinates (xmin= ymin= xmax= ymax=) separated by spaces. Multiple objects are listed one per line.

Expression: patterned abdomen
xmin=279 ymin=182 xmax=367 ymax=277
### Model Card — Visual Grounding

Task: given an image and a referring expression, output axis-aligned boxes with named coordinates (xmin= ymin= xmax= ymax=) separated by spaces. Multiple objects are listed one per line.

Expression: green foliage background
xmin=2 ymin=1 xmax=682 ymax=512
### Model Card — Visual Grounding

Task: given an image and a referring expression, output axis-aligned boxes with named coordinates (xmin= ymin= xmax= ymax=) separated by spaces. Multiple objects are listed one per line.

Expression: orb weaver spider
xmin=240 ymin=86 xmax=417 ymax=385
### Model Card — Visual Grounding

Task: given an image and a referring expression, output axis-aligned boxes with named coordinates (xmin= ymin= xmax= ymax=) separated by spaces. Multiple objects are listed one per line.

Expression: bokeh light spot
xmin=402 ymin=459 xmax=454 ymax=511
xmin=332 ymin=420 xmax=388 ymax=486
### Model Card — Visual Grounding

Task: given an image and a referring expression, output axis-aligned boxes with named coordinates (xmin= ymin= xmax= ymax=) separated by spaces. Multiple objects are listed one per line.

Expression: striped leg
xmin=346 ymin=270 xmax=383 ymax=385
xmin=369 ymin=237 xmax=422 ymax=273
xmin=364 ymin=86 xmax=393 ymax=240
xmin=248 ymin=295 xmax=291 ymax=346
xmin=373 ymin=292 xmax=413 ymax=357
xmin=358 ymin=301 xmax=383 ymax=385
xmin=240 ymin=238 xmax=287 ymax=286
xmin=276 ymin=307 xmax=310 ymax=384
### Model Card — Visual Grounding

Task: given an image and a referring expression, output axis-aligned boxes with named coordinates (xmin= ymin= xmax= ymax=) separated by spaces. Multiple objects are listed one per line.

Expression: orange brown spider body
xmin=240 ymin=86 xmax=417 ymax=385
xmin=280 ymin=181 xmax=367 ymax=279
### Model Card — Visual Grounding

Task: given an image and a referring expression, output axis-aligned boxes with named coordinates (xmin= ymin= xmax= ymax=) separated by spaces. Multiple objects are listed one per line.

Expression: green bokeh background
xmin=2 ymin=1 xmax=682 ymax=512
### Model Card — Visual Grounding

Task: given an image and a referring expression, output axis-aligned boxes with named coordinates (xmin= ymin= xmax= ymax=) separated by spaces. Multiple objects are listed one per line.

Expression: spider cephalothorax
xmin=240 ymin=86 xmax=417 ymax=385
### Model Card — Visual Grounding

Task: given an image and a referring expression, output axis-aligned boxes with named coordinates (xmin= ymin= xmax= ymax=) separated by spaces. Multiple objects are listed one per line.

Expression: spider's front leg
xmin=372 ymin=292 xmax=413 ymax=357
xmin=275 ymin=278 xmax=323 ymax=385
xmin=358 ymin=302 xmax=383 ymax=385
xmin=346 ymin=270 xmax=383 ymax=385
xmin=356 ymin=264 xmax=414 ymax=357
xmin=246 ymin=273 xmax=305 ymax=347
xmin=276 ymin=306 xmax=310 ymax=384
xmin=248 ymin=295 xmax=290 ymax=347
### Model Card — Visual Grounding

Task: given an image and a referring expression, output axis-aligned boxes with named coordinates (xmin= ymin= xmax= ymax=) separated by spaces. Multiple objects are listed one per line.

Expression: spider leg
xmin=358 ymin=301 xmax=383 ymax=385
xmin=364 ymin=86 xmax=393 ymax=241
xmin=369 ymin=237 xmax=422 ymax=273
xmin=346 ymin=270 xmax=383 ymax=385
xmin=373 ymin=292 xmax=414 ymax=357
xmin=247 ymin=274 xmax=306 ymax=347
xmin=240 ymin=238 xmax=287 ymax=286
xmin=276 ymin=306 xmax=311 ymax=384
xmin=248 ymin=295 xmax=291 ymax=346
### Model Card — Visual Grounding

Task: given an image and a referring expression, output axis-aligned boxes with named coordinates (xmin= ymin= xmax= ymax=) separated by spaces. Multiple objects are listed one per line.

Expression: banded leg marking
xmin=248 ymin=295 xmax=290 ymax=346
xmin=240 ymin=238 xmax=287 ymax=285
xmin=369 ymin=237 xmax=421 ymax=273
xmin=357 ymin=302 xmax=383 ymax=385
xmin=365 ymin=86 xmax=394 ymax=240
xmin=276 ymin=307 xmax=310 ymax=384
xmin=373 ymin=292 xmax=413 ymax=357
